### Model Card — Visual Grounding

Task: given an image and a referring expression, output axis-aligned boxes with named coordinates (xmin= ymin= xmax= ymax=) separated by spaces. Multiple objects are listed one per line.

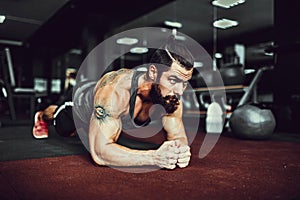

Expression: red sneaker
xmin=33 ymin=111 xmax=49 ymax=139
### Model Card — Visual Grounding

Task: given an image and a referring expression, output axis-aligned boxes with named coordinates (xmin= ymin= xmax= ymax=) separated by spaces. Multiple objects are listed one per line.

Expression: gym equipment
xmin=229 ymin=104 xmax=276 ymax=140
xmin=0 ymin=80 xmax=8 ymax=113
xmin=189 ymin=66 xmax=274 ymax=113
xmin=0 ymin=48 xmax=36 ymax=125
xmin=220 ymin=64 xmax=245 ymax=86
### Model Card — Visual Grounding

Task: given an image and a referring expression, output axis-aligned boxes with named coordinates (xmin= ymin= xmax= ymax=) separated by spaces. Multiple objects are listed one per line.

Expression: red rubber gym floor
xmin=0 ymin=126 xmax=299 ymax=200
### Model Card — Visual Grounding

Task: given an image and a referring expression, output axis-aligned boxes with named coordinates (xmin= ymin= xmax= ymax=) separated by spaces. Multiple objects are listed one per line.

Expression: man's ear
xmin=147 ymin=65 xmax=158 ymax=81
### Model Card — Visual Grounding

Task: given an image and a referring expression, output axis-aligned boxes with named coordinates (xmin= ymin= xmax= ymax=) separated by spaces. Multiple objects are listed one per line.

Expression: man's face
xmin=150 ymin=62 xmax=193 ymax=114
xmin=159 ymin=62 xmax=193 ymax=97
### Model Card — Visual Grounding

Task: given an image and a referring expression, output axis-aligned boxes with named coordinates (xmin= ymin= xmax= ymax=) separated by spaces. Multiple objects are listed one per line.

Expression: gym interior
xmin=0 ymin=0 xmax=299 ymax=199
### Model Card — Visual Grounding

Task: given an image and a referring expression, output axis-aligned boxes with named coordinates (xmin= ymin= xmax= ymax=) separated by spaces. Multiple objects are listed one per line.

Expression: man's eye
xmin=169 ymin=79 xmax=176 ymax=84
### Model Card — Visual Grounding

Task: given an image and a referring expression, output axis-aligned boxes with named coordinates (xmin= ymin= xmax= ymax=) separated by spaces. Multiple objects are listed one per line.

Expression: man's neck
xmin=137 ymin=73 xmax=153 ymax=100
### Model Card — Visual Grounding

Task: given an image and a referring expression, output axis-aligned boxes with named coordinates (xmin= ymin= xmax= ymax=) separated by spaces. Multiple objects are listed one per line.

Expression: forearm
xmin=167 ymin=134 xmax=188 ymax=145
xmin=91 ymin=142 xmax=156 ymax=167
xmin=163 ymin=116 xmax=188 ymax=145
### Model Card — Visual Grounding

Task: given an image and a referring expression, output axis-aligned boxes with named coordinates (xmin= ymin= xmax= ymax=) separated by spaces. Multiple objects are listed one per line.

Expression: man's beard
xmin=149 ymin=83 xmax=180 ymax=114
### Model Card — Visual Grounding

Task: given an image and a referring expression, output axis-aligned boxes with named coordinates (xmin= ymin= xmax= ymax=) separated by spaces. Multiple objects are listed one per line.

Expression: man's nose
xmin=174 ymin=83 xmax=184 ymax=96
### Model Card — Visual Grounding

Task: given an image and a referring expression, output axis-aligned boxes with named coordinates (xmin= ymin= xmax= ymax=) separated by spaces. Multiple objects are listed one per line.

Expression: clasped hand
xmin=154 ymin=140 xmax=191 ymax=169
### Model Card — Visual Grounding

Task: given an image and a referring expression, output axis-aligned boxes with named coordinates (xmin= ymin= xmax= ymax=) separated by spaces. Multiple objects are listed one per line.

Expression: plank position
xmin=33 ymin=37 xmax=194 ymax=169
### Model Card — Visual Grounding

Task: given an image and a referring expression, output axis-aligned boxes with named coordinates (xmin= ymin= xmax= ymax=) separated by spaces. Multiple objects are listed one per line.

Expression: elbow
xmin=90 ymin=146 xmax=110 ymax=166
xmin=90 ymin=151 xmax=106 ymax=166
xmin=91 ymin=153 xmax=106 ymax=166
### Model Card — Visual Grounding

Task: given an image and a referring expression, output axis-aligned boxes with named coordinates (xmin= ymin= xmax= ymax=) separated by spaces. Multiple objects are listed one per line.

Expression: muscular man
xmin=87 ymin=38 xmax=194 ymax=169
xmin=34 ymin=37 xmax=194 ymax=169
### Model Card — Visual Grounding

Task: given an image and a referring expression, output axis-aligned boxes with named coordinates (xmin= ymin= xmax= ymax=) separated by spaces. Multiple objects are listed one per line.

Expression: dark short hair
xmin=150 ymin=36 xmax=194 ymax=73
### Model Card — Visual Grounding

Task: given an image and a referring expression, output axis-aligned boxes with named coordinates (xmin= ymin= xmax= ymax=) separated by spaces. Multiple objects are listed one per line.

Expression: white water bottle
xmin=206 ymin=102 xmax=223 ymax=133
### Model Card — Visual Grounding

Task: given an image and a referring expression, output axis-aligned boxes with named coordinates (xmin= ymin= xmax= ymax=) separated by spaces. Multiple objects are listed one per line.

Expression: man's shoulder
xmin=93 ymin=68 xmax=134 ymax=103
xmin=93 ymin=68 xmax=134 ymax=118
xmin=96 ymin=68 xmax=133 ymax=89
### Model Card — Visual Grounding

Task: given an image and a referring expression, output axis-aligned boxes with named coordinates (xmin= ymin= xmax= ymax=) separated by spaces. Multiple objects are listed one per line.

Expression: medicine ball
xmin=229 ymin=105 xmax=276 ymax=140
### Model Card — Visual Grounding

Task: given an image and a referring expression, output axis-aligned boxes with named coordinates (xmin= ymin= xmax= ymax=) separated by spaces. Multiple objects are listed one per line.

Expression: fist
xmin=154 ymin=141 xmax=180 ymax=169
xmin=176 ymin=144 xmax=191 ymax=168
xmin=154 ymin=140 xmax=191 ymax=169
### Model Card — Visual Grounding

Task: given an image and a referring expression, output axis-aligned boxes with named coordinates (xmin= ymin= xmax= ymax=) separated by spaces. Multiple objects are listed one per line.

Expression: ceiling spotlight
xmin=69 ymin=48 xmax=82 ymax=55
xmin=0 ymin=15 xmax=6 ymax=23
xmin=194 ymin=61 xmax=204 ymax=68
xmin=0 ymin=39 xmax=23 ymax=46
xmin=130 ymin=47 xmax=149 ymax=54
xmin=213 ymin=18 xmax=238 ymax=29
xmin=244 ymin=69 xmax=255 ymax=74
xmin=214 ymin=53 xmax=223 ymax=59
xmin=212 ymin=0 xmax=245 ymax=9
xmin=116 ymin=37 xmax=138 ymax=45
xmin=164 ymin=20 xmax=182 ymax=29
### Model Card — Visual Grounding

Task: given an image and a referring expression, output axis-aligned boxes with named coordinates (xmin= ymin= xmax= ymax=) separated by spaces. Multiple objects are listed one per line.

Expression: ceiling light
xmin=213 ymin=18 xmax=238 ymax=29
xmin=0 ymin=15 xmax=6 ymax=23
xmin=130 ymin=47 xmax=149 ymax=54
xmin=116 ymin=37 xmax=138 ymax=45
xmin=212 ymin=0 xmax=245 ymax=9
xmin=244 ymin=69 xmax=255 ymax=74
xmin=69 ymin=48 xmax=82 ymax=55
xmin=264 ymin=52 xmax=274 ymax=56
xmin=164 ymin=20 xmax=182 ymax=29
xmin=194 ymin=61 xmax=204 ymax=68
xmin=0 ymin=39 xmax=23 ymax=46
xmin=214 ymin=53 xmax=223 ymax=59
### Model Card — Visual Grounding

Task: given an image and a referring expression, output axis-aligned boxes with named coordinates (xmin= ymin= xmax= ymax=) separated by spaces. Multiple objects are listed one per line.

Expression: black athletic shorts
xmin=52 ymin=80 xmax=96 ymax=137
xmin=53 ymin=102 xmax=75 ymax=137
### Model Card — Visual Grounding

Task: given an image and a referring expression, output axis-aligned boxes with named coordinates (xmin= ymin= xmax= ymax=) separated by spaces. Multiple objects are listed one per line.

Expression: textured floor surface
xmin=0 ymin=125 xmax=299 ymax=199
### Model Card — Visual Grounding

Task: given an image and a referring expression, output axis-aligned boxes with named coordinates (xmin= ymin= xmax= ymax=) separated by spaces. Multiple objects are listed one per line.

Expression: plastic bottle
xmin=206 ymin=102 xmax=223 ymax=133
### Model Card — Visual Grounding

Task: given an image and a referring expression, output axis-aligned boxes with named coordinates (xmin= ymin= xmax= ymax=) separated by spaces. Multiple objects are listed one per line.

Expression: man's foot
xmin=33 ymin=111 xmax=49 ymax=139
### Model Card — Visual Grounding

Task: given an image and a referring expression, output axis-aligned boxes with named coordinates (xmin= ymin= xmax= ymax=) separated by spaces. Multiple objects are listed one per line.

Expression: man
xmin=33 ymin=37 xmax=194 ymax=169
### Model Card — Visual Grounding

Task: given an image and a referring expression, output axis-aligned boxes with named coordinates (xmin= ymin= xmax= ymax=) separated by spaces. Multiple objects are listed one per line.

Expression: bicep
xmin=89 ymin=109 xmax=122 ymax=165
xmin=89 ymin=88 xmax=124 ymax=159
xmin=91 ymin=85 xmax=126 ymax=142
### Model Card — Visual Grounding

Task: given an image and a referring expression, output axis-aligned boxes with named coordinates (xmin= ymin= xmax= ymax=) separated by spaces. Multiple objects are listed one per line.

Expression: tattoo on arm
xmin=94 ymin=105 xmax=109 ymax=122
xmin=99 ymin=69 xmax=129 ymax=88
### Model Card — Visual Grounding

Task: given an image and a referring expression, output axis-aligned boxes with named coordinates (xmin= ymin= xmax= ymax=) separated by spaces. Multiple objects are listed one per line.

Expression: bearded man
xmin=33 ymin=37 xmax=195 ymax=169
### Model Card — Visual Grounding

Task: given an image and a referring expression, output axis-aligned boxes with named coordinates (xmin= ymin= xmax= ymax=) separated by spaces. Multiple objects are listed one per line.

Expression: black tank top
xmin=73 ymin=71 xmax=150 ymax=130
xmin=122 ymin=70 xmax=151 ymax=130
xmin=73 ymin=80 xmax=97 ymax=124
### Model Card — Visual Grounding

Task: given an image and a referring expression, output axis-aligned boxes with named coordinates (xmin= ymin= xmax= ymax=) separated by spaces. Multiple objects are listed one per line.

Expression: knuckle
xmin=178 ymin=163 xmax=188 ymax=168
xmin=169 ymin=164 xmax=176 ymax=169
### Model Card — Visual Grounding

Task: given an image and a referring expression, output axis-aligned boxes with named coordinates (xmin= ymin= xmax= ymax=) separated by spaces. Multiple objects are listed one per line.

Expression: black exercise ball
xmin=229 ymin=105 xmax=276 ymax=140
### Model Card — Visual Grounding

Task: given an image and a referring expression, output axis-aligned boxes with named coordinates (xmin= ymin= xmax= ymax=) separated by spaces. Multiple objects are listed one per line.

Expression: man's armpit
xmin=94 ymin=105 xmax=109 ymax=122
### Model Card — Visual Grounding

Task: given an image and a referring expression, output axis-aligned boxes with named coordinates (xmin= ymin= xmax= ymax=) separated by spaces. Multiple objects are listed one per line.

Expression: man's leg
xmin=33 ymin=105 xmax=58 ymax=139
xmin=53 ymin=102 xmax=76 ymax=137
